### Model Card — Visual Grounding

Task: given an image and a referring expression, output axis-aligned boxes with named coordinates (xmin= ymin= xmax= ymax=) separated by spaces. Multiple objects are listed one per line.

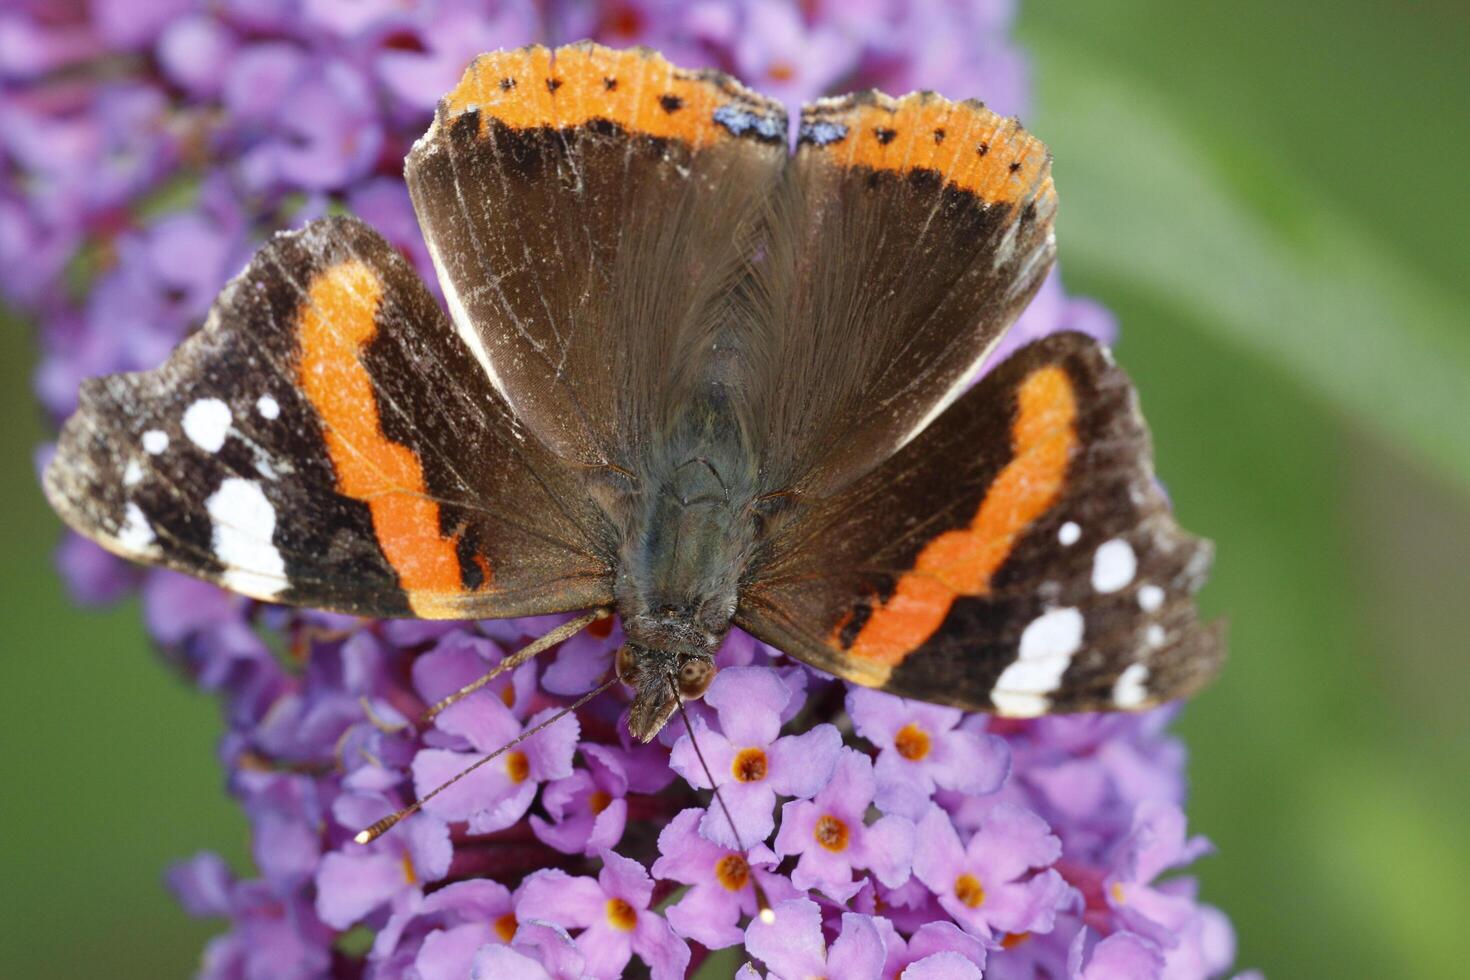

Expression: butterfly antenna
xmin=669 ymin=675 xmax=775 ymax=924
xmin=355 ymin=676 xmax=617 ymax=845
xmin=422 ymin=608 xmax=611 ymax=721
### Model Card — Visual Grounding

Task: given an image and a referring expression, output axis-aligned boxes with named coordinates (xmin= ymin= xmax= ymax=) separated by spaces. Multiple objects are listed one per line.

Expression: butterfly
xmin=43 ymin=42 xmax=1222 ymax=752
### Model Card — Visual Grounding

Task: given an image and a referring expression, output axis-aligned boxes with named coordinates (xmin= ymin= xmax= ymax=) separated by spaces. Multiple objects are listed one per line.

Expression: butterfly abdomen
xmin=614 ymin=393 xmax=761 ymax=656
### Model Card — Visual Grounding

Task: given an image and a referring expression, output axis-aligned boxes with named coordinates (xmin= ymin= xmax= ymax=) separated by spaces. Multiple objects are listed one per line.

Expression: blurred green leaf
xmin=1024 ymin=36 xmax=1470 ymax=491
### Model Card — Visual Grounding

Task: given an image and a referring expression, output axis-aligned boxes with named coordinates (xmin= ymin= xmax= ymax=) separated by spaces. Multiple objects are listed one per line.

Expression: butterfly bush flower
xmin=740 ymin=898 xmax=887 ymax=980
xmin=653 ymin=807 xmax=800 ymax=949
xmin=520 ymin=850 xmax=692 ymax=979
xmin=773 ymin=747 xmax=915 ymax=902
xmin=670 ymin=666 xmax=843 ymax=849
xmin=8 ymin=1 xmax=1247 ymax=977
xmin=848 ymin=687 xmax=1010 ymax=820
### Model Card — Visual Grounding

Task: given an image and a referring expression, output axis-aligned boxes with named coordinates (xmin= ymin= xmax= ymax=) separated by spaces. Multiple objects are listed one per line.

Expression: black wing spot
xmin=976 ymin=141 xmax=990 ymax=156
xmin=603 ymin=76 xmax=618 ymax=91
xmin=874 ymin=127 xmax=898 ymax=145
xmin=498 ymin=77 xmax=516 ymax=91
xmin=933 ymin=127 xmax=947 ymax=143
xmin=546 ymin=77 xmax=563 ymax=93
xmin=1008 ymin=160 xmax=1022 ymax=174
xmin=1022 ymin=202 xmax=1038 ymax=223
xmin=659 ymin=93 xmax=684 ymax=113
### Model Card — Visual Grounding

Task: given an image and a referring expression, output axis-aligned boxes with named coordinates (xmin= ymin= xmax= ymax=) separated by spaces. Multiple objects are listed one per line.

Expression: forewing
xmin=737 ymin=333 xmax=1223 ymax=715
xmin=747 ymin=91 xmax=1058 ymax=493
xmin=405 ymin=42 xmax=789 ymax=468
xmin=44 ymin=216 xmax=615 ymax=619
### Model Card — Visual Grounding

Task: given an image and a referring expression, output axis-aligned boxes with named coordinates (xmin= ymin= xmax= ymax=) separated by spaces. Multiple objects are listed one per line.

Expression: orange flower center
xmin=605 ymin=897 xmax=638 ymax=932
xmin=954 ymin=872 xmax=986 ymax=908
xmin=767 ymin=61 xmax=796 ymax=82
xmin=505 ymin=750 xmax=530 ymax=784
xmin=399 ymin=852 xmax=417 ymax=885
xmin=1002 ymin=932 xmax=1031 ymax=950
xmin=732 ymin=747 xmax=768 ymax=783
xmin=715 ymin=854 xmax=750 ymax=891
xmin=494 ymin=912 xmax=517 ymax=942
xmin=589 ymin=790 xmax=613 ymax=815
xmin=500 ymin=685 xmax=515 ymax=708
xmin=894 ymin=722 xmax=931 ymax=761
xmin=814 ymin=815 xmax=850 ymax=852
xmin=1110 ymin=881 xmax=1127 ymax=905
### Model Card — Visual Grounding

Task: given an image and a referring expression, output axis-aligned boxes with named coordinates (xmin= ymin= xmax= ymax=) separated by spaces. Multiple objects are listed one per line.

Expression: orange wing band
xmin=296 ymin=260 xmax=474 ymax=614
xmin=842 ymin=366 xmax=1078 ymax=666
xmin=441 ymin=42 xmax=773 ymax=149
xmin=801 ymin=92 xmax=1053 ymax=207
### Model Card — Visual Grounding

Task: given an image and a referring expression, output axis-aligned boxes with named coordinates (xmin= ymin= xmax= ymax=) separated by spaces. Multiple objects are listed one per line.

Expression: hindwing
xmin=738 ymin=333 xmax=1223 ymax=715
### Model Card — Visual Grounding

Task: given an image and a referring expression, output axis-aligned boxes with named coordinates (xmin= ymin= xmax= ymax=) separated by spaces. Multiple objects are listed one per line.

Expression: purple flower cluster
xmin=7 ymin=2 xmax=1249 ymax=978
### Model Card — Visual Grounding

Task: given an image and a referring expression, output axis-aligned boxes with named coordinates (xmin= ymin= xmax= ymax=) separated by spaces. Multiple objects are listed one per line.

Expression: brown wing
xmin=745 ymin=90 xmax=1058 ymax=495
xmin=737 ymin=333 xmax=1223 ymax=715
xmin=405 ymin=42 xmax=789 ymax=469
xmin=44 ymin=216 xmax=616 ymax=619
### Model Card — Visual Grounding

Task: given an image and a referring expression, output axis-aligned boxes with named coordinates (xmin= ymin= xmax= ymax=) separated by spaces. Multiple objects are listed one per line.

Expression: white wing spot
xmin=991 ymin=607 xmax=1085 ymax=716
xmin=1138 ymin=584 xmax=1165 ymax=612
xmin=123 ymin=459 xmax=143 ymax=486
xmin=206 ymin=477 xmax=286 ymax=599
xmin=183 ymin=398 xmax=232 ymax=453
xmin=1146 ymin=624 xmax=1166 ymax=647
xmin=117 ymin=502 xmax=155 ymax=553
xmin=1113 ymin=662 xmax=1150 ymax=708
xmin=1092 ymin=539 xmax=1136 ymax=593
xmin=1058 ymin=521 xmax=1081 ymax=546
xmin=256 ymin=394 xmax=280 ymax=420
xmin=142 ymin=430 xmax=168 ymax=455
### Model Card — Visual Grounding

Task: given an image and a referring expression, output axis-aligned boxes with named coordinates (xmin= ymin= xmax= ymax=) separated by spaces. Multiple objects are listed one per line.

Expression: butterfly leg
xmin=421 ymin=608 xmax=612 ymax=721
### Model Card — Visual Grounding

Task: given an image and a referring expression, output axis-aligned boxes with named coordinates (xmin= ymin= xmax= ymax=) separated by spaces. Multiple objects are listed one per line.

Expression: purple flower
xmin=16 ymin=4 xmax=1249 ymax=977
xmin=743 ymin=898 xmax=886 ymax=980
xmin=530 ymin=742 xmax=630 ymax=855
xmin=472 ymin=920 xmax=586 ymax=980
xmin=167 ymin=852 xmax=333 ymax=980
xmin=849 ymin=687 xmax=1010 ymax=819
xmin=670 ymin=666 xmax=843 ymax=848
xmin=412 ymin=693 xmax=580 ymax=833
xmin=366 ymin=877 xmax=521 ymax=976
xmin=1070 ymin=929 xmax=1166 ymax=980
xmin=913 ymin=802 xmax=1072 ymax=941
xmin=876 ymin=918 xmax=988 ymax=980
xmin=727 ymin=0 xmax=862 ymax=105
xmin=774 ymin=747 xmax=915 ymax=902
xmin=518 ymin=850 xmax=690 ymax=980
xmin=373 ymin=0 xmax=538 ymax=111
xmin=156 ymin=14 xmax=237 ymax=97
xmin=314 ymin=796 xmax=451 ymax=930
xmin=652 ymin=807 xmax=800 ymax=949
xmin=1105 ymin=801 xmax=1215 ymax=947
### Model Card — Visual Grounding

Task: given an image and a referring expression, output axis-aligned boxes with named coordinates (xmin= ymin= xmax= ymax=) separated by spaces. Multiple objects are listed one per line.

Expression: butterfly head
xmin=617 ymin=642 xmax=717 ymax=741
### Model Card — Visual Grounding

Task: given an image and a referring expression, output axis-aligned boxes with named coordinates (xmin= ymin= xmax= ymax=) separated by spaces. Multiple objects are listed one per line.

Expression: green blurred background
xmin=3 ymin=0 xmax=1467 ymax=976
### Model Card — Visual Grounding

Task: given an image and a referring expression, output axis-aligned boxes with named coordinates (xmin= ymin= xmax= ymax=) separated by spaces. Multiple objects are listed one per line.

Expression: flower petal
xmin=745 ymin=898 xmax=827 ymax=980
xmin=825 ymin=912 xmax=886 ymax=980
xmin=631 ymin=908 xmax=693 ymax=980
xmin=598 ymin=848 xmax=655 ymax=908
xmin=766 ymin=724 xmax=842 ymax=799
xmin=707 ymin=666 xmax=789 ymax=746
xmin=415 ymin=922 xmax=495 ymax=980
xmin=517 ymin=869 xmax=607 ymax=930
xmin=314 ymin=851 xmax=407 ymax=929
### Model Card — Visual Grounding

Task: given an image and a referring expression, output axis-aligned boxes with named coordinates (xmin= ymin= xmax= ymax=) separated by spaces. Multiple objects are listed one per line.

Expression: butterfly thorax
xmin=612 ymin=393 xmax=760 ymax=739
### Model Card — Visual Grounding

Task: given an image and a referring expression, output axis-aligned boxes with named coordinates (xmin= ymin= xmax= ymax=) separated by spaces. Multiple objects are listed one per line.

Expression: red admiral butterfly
xmin=44 ymin=43 xmax=1222 ymax=806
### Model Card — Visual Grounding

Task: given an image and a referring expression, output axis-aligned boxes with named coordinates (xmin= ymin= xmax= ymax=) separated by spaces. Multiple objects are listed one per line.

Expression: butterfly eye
xmin=615 ymin=645 xmax=642 ymax=686
xmin=676 ymin=658 xmax=716 ymax=700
